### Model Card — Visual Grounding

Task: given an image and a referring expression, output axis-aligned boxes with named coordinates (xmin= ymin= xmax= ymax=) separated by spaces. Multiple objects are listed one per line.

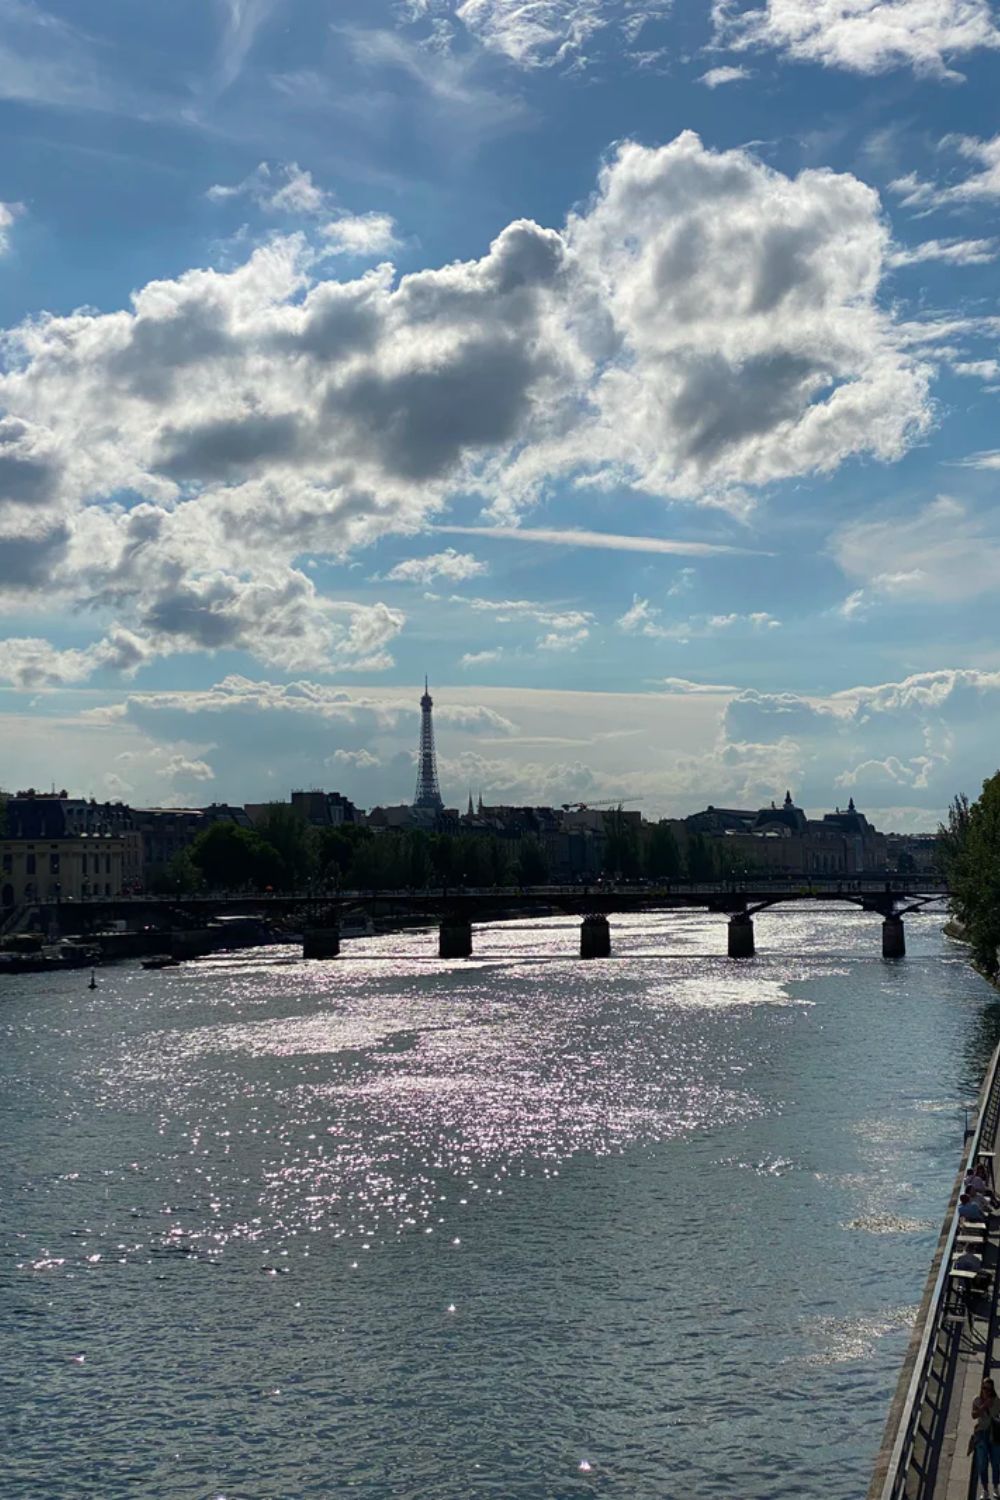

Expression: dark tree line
xmin=152 ymin=803 xmax=754 ymax=895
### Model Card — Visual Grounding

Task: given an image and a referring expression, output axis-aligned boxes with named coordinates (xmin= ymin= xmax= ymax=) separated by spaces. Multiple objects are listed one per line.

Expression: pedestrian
xmin=969 ymin=1376 xmax=1000 ymax=1499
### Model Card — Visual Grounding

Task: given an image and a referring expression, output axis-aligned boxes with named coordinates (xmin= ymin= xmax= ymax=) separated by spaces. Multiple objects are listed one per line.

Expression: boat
xmin=142 ymin=955 xmax=181 ymax=970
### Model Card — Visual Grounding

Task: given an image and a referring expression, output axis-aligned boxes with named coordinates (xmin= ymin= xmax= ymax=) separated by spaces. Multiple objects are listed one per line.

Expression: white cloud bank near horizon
xmin=4 ymin=666 xmax=995 ymax=833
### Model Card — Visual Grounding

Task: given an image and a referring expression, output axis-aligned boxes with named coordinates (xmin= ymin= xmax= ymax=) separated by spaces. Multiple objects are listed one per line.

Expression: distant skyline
xmin=2 ymin=1 xmax=1000 ymax=829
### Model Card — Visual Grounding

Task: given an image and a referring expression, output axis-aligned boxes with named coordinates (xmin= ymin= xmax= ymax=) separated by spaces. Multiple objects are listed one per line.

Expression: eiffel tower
xmin=413 ymin=677 xmax=444 ymax=813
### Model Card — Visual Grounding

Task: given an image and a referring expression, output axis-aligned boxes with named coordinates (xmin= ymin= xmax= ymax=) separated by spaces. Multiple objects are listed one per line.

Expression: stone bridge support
xmin=882 ymin=915 xmax=905 ymax=960
xmin=580 ymin=913 xmax=611 ymax=959
xmin=304 ymin=927 xmax=340 ymax=959
xmin=728 ymin=913 xmax=755 ymax=959
xmin=440 ymin=918 xmax=473 ymax=959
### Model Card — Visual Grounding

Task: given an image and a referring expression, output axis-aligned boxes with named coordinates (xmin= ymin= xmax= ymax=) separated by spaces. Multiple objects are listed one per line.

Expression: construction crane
xmin=561 ymin=799 xmax=637 ymax=811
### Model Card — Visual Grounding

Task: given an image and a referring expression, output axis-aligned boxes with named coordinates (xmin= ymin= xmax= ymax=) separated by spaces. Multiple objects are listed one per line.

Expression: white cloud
xmin=713 ymin=0 xmax=1000 ymax=77
xmin=384 ymin=548 xmax=487 ymax=584
xmin=536 ymin=626 xmax=589 ymax=652
xmin=890 ymin=134 xmax=1000 ymax=209
xmin=661 ymin=676 xmax=740 ymax=693
xmin=952 ymin=358 xmax=1000 ymax=379
xmin=329 ymin=747 xmax=380 ymax=768
xmin=617 ymin=598 xmax=780 ymax=640
xmin=460 ymin=648 xmax=503 ymax=667
xmin=0 ymin=134 xmax=933 ymax=685
xmin=961 ymin=449 xmax=1000 ymax=469
xmin=207 ymin=163 xmax=398 ymax=256
xmin=698 ymin=64 xmax=751 ymax=86
xmin=832 ymin=496 xmax=1000 ymax=603
xmin=707 ymin=611 xmax=781 ymax=630
xmin=434 ymin=524 xmax=761 ymax=557
xmin=322 ymin=213 xmax=399 ymax=257
xmin=889 ymin=236 xmax=1000 ymax=266
xmin=425 ymin=1 xmax=673 ymax=69
xmin=0 ymin=201 xmax=24 ymax=255
xmin=207 ymin=160 xmax=328 ymax=212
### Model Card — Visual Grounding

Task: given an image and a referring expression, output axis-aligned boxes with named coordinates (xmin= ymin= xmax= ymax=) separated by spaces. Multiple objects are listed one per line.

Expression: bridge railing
xmin=871 ymin=1041 xmax=1000 ymax=1500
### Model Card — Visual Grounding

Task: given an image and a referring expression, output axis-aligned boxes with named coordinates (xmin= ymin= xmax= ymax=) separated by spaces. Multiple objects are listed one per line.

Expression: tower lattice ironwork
xmin=413 ymin=677 xmax=444 ymax=813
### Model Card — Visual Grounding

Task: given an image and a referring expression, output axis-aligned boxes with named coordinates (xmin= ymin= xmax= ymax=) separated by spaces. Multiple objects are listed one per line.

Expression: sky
xmin=1 ymin=0 xmax=1000 ymax=829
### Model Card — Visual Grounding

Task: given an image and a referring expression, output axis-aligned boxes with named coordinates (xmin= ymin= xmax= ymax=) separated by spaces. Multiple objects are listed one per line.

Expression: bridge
xmin=29 ymin=877 xmax=949 ymax=961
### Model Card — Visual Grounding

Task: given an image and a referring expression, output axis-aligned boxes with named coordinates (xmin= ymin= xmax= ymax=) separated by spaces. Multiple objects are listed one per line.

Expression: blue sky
xmin=2 ymin=0 xmax=1000 ymax=827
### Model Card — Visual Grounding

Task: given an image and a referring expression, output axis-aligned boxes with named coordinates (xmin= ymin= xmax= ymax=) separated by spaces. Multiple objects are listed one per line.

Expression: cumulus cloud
xmin=713 ymin=0 xmax=1000 ymax=77
xmin=0 ymin=134 xmax=933 ymax=684
xmin=460 ymin=648 xmax=504 ymax=666
xmin=329 ymin=747 xmax=381 ymax=768
xmin=322 ymin=213 xmax=399 ymax=257
xmin=384 ymin=548 xmax=487 ymax=584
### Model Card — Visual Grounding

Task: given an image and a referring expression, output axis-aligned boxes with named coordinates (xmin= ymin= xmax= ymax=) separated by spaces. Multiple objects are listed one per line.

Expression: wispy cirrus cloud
xmin=889 ymin=235 xmax=1000 ymax=266
xmin=400 ymin=2 xmax=674 ymax=70
xmin=433 ymin=525 xmax=767 ymax=556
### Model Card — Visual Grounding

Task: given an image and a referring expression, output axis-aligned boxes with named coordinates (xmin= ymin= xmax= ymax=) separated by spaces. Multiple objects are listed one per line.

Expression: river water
xmin=2 ymin=907 xmax=998 ymax=1500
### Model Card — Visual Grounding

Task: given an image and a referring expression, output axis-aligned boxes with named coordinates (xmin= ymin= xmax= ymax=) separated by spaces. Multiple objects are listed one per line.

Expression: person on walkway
xmin=960 ymin=1193 xmax=987 ymax=1222
xmin=970 ymin=1377 xmax=1000 ymax=1499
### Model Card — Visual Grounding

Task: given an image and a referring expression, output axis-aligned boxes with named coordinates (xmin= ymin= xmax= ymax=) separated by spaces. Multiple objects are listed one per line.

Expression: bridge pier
xmin=882 ymin=915 xmax=905 ymax=960
xmin=728 ymin=914 xmax=755 ymax=959
xmin=580 ymin=913 xmax=611 ymax=959
xmin=440 ymin=918 xmax=473 ymax=959
xmin=303 ymin=927 xmax=341 ymax=959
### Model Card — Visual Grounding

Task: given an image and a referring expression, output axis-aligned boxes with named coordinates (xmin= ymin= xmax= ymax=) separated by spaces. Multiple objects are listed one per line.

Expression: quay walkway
xmin=869 ymin=1042 xmax=1000 ymax=1500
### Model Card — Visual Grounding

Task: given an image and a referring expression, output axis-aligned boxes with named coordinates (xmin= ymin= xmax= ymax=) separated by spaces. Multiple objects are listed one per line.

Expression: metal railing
xmin=874 ymin=1043 xmax=1000 ymax=1500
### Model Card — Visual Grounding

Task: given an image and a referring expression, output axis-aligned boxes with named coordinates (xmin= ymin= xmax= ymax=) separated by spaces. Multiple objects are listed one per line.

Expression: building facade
xmin=0 ymin=836 xmax=127 ymax=908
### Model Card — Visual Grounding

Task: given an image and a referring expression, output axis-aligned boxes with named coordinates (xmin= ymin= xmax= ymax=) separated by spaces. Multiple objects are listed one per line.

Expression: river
xmin=2 ymin=906 xmax=998 ymax=1499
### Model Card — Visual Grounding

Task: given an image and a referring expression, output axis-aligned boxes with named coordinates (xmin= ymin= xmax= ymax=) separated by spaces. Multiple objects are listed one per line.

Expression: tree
xmin=685 ymin=831 xmax=717 ymax=881
xmin=405 ymin=830 xmax=431 ymax=889
xmin=317 ymin=824 xmax=372 ymax=884
xmin=602 ymin=806 xmax=641 ymax=879
xmin=432 ymin=834 xmax=461 ymax=887
xmin=645 ymin=821 xmax=681 ymax=880
xmin=941 ymin=778 xmax=1000 ymax=976
xmin=516 ymin=836 xmax=548 ymax=885
xmin=190 ymin=822 xmax=283 ymax=891
xmin=253 ymin=804 xmax=315 ymax=890
xmin=151 ymin=848 xmax=203 ymax=895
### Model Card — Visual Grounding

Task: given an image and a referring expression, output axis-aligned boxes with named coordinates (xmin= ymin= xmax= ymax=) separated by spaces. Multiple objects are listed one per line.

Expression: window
xmin=49 ymin=853 xmax=60 ymax=875
xmin=26 ymin=854 xmax=35 ymax=875
xmin=81 ymin=854 xmax=87 ymax=875
xmin=1 ymin=853 xmax=10 ymax=874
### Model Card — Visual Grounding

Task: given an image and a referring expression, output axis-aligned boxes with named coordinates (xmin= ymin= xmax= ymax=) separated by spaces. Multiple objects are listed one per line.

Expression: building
xmin=1 ymin=835 xmax=127 ymax=908
xmin=4 ymin=792 xmax=133 ymax=840
xmin=290 ymin=790 xmax=361 ymax=827
xmin=686 ymin=792 xmax=888 ymax=876
xmin=131 ymin=808 xmax=205 ymax=879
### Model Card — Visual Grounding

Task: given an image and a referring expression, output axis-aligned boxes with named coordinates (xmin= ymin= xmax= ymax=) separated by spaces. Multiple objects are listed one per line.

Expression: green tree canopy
xmin=190 ymin=822 xmax=283 ymax=892
xmin=645 ymin=821 xmax=681 ymax=880
xmin=941 ymin=779 xmax=1000 ymax=976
